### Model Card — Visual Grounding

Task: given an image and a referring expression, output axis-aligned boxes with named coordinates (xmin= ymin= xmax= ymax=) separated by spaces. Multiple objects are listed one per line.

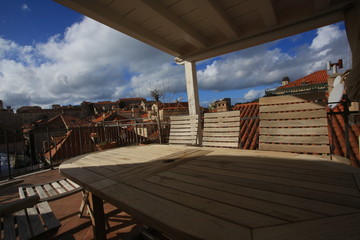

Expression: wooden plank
xmin=204 ymin=111 xmax=240 ymax=117
xmin=202 ymin=137 xmax=239 ymax=142
xmin=43 ymin=184 xmax=57 ymax=197
xmin=260 ymin=127 xmax=328 ymax=135
xmin=259 ymin=143 xmax=330 ymax=154
xmin=18 ymin=187 xmax=26 ymax=199
xmin=259 ymin=135 xmax=329 ymax=144
xmin=111 ymin=149 xmax=211 ymax=185
xmin=260 ymin=119 xmax=328 ymax=127
xmin=200 ymin=155 xmax=352 ymax=178
xmin=178 ymin=164 xmax=358 ymax=196
xmin=169 ymin=135 xmax=197 ymax=140
xmin=169 ymin=139 xmax=197 ymax=144
xmin=191 ymin=159 xmax=355 ymax=187
xmin=170 ymin=128 xmax=198 ymax=132
xmin=260 ymin=102 xmax=326 ymax=112
xmin=253 ymin=213 xmax=360 ymax=240
xmin=202 ymin=142 xmax=239 ymax=147
xmin=67 ymin=179 xmax=81 ymax=188
xmin=203 ymin=127 xmax=240 ymax=132
xmin=204 ymin=122 xmax=240 ymax=127
xmin=51 ymin=182 xmax=67 ymax=195
xmin=169 ymin=167 xmax=360 ymax=208
xmin=204 ymin=117 xmax=242 ymax=123
xmin=15 ymin=209 xmax=32 ymax=240
xmin=133 ymin=180 xmax=287 ymax=228
xmin=34 ymin=186 xmax=49 ymax=199
xmin=145 ymin=175 xmax=325 ymax=222
xmin=158 ymin=171 xmax=359 ymax=216
xmin=259 ymin=92 xmax=326 ymax=105
xmin=59 ymin=179 xmax=75 ymax=191
xmin=202 ymin=132 xmax=240 ymax=137
xmin=102 ymin=182 xmax=252 ymax=240
xmin=26 ymin=206 xmax=45 ymax=236
xmin=37 ymin=201 xmax=60 ymax=230
xmin=170 ymin=115 xmax=198 ymax=121
xmin=170 ymin=124 xmax=198 ymax=129
xmin=170 ymin=132 xmax=197 ymax=136
xmin=3 ymin=215 xmax=16 ymax=240
xmin=260 ymin=109 xmax=327 ymax=120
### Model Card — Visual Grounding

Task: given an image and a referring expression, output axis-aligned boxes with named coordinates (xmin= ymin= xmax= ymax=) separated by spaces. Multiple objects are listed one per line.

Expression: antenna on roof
xmin=327 ymin=59 xmax=343 ymax=74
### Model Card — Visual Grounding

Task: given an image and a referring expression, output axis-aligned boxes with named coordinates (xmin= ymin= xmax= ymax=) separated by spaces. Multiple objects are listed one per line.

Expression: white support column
xmin=184 ymin=61 xmax=200 ymax=116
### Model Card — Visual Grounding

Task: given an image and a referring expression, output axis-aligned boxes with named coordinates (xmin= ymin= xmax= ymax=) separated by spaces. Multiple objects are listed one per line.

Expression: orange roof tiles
xmin=233 ymin=102 xmax=259 ymax=150
xmin=278 ymin=70 xmax=328 ymax=89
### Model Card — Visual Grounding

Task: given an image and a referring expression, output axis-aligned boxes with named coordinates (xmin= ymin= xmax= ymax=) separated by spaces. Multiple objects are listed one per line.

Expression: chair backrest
xmin=202 ymin=111 xmax=241 ymax=148
xmin=19 ymin=178 xmax=82 ymax=202
xmin=259 ymin=92 xmax=330 ymax=155
xmin=169 ymin=115 xmax=200 ymax=145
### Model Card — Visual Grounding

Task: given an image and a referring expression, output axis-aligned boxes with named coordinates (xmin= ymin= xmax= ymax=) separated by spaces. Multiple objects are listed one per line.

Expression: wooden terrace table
xmin=59 ymin=144 xmax=360 ymax=240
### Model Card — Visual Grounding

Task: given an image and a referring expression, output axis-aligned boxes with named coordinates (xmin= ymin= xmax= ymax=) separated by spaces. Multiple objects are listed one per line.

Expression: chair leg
xmin=79 ymin=190 xmax=90 ymax=218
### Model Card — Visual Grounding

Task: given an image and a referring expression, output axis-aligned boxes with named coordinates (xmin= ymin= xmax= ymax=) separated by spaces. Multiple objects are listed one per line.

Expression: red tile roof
xmin=233 ymin=102 xmax=259 ymax=150
xmin=278 ymin=70 xmax=328 ymax=89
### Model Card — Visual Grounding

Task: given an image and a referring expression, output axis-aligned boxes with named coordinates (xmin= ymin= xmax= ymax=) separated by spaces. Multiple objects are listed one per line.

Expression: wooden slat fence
xmin=259 ymin=92 xmax=330 ymax=154
xmin=202 ymin=111 xmax=241 ymax=148
xmin=169 ymin=115 xmax=199 ymax=145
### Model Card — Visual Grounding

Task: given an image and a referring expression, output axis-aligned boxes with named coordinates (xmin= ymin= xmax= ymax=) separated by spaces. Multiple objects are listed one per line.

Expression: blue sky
xmin=0 ymin=1 xmax=352 ymax=110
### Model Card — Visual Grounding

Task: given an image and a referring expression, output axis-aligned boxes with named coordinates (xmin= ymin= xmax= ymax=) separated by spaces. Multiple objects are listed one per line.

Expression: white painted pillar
xmin=184 ymin=61 xmax=200 ymax=115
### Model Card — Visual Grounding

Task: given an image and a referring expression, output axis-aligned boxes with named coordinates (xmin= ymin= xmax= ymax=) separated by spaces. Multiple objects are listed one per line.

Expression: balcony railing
xmin=0 ymin=119 xmax=170 ymax=180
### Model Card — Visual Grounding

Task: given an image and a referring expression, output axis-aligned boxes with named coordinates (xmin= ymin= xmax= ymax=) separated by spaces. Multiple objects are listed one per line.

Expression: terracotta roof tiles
xmin=278 ymin=70 xmax=328 ymax=89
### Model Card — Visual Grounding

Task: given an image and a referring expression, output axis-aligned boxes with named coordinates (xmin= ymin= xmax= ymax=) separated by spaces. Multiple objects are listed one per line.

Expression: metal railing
xmin=0 ymin=119 xmax=170 ymax=180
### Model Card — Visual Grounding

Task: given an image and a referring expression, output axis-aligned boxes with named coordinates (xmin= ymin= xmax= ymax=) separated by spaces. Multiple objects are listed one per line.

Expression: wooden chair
xmin=169 ymin=115 xmax=200 ymax=145
xmin=202 ymin=111 xmax=241 ymax=148
xmin=18 ymin=178 xmax=90 ymax=219
xmin=0 ymin=195 xmax=61 ymax=240
xmin=259 ymin=92 xmax=330 ymax=155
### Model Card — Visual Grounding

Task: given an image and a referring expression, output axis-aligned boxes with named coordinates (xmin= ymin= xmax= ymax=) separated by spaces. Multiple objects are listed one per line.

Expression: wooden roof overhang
xmin=54 ymin=0 xmax=356 ymax=62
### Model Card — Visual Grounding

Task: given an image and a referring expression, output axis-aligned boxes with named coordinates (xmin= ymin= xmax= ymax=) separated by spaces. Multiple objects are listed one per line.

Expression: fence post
xmin=46 ymin=127 xmax=53 ymax=170
xmin=5 ymin=131 xmax=12 ymax=179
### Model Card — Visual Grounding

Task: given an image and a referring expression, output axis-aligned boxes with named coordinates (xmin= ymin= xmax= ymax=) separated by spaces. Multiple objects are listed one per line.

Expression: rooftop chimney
xmin=282 ymin=76 xmax=290 ymax=86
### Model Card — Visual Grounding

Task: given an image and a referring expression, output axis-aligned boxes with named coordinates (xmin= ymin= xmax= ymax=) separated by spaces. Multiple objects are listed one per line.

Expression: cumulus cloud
xmin=0 ymin=19 xmax=350 ymax=110
xmin=0 ymin=17 xmax=173 ymax=109
xmin=197 ymin=23 xmax=350 ymax=94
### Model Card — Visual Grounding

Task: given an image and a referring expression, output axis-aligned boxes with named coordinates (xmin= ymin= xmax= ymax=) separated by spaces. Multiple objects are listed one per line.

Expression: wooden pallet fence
xmin=259 ymin=92 xmax=330 ymax=154
xmin=169 ymin=115 xmax=199 ymax=145
xmin=203 ymin=111 xmax=241 ymax=148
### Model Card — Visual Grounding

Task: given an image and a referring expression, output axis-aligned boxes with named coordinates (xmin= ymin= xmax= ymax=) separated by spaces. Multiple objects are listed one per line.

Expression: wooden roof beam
xmin=54 ymin=0 xmax=183 ymax=56
xmin=314 ymin=0 xmax=332 ymax=11
xmin=195 ymin=0 xmax=240 ymax=39
xmin=257 ymin=0 xmax=277 ymax=27
xmin=137 ymin=0 xmax=209 ymax=49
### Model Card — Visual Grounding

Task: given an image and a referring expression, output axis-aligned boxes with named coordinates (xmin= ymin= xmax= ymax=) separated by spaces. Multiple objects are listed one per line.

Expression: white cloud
xmin=244 ymin=89 xmax=265 ymax=101
xmin=310 ymin=25 xmax=342 ymax=50
xmin=0 ymin=17 xmax=174 ymax=109
xmin=0 ymin=19 xmax=350 ymax=110
xmin=197 ymin=23 xmax=350 ymax=94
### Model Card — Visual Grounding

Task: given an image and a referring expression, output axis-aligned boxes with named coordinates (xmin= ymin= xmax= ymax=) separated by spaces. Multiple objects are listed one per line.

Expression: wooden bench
xmin=202 ymin=111 xmax=241 ymax=148
xmin=0 ymin=195 xmax=60 ymax=240
xmin=169 ymin=115 xmax=200 ymax=145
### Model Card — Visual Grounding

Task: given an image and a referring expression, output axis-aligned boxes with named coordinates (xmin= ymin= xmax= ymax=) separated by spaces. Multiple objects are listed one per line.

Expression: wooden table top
xmin=59 ymin=144 xmax=360 ymax=240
